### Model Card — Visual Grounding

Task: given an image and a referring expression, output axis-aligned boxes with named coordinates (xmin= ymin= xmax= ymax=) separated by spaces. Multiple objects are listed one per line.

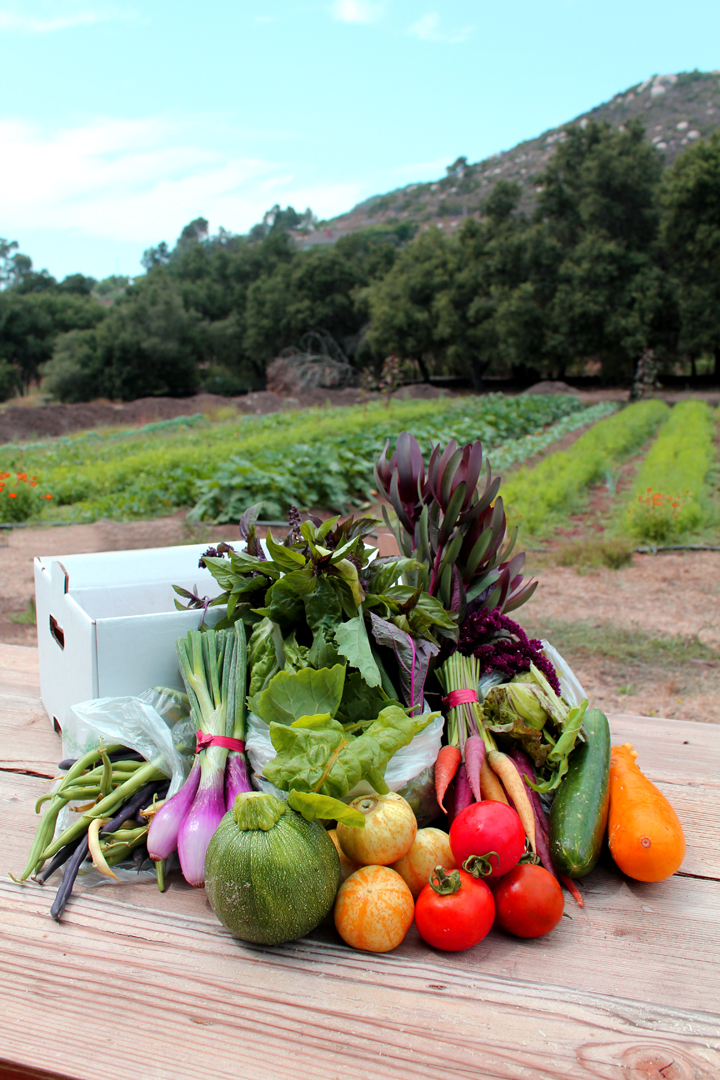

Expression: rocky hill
xmin=301 ymin=70 xmax=720 ymax=246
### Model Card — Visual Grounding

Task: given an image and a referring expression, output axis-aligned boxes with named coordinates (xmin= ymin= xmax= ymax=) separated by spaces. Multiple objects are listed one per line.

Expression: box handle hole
xmin=49 ymin=615 xmax=65 ymax=650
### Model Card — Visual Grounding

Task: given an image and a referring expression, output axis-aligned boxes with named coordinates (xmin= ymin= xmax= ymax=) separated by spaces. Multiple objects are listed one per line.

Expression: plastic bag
xmin=541 ymin=640 xmax=587 ymax=707
xmin=50 ymin=689 xmax=193 ymax=888
xmin=245 ymin=710 xmax=444 ymax=805
xmin=63 ymin=688 xmax=192 ymax=798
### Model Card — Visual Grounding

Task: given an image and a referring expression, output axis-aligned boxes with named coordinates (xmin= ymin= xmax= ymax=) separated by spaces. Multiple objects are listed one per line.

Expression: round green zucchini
xmin=205 ymin=792 xmax=341 ymax=945
xmin=548 ymin=707 xmax=611 ymax=878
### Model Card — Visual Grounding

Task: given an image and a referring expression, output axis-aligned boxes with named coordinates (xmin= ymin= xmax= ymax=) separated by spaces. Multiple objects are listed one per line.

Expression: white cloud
xmin=0 ymin=116 xmax=364 ymax=246
xmin=330 ymin=1 xmax=383 ymax=25
xmin=0 ymin=4 xmax=133 ymax=32
xmin=409 ymin=12 xmax=473 ymax=43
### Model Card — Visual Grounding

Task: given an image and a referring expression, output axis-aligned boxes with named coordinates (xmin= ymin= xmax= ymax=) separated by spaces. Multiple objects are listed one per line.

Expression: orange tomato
xmin=390 ymin=828 xmax=456 ymax=899
xmin=334 ymin=865 xmax=415 ymax=952
xmin=337 ymin=792 xmax=417 ymax=866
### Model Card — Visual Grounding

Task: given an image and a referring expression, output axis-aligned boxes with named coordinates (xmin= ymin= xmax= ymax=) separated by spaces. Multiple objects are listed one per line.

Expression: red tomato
xmin=415 ymin=868 xmax=495 ymax=952
xmin=494 ymin=864 xmax=565 ymax=939
xmin=449 ymin=800 xmax=525 ymax=879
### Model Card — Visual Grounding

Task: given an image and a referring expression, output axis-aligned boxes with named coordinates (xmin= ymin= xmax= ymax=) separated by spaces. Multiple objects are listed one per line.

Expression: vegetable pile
xmin=15 ymin=424 xmax=687 ymax=954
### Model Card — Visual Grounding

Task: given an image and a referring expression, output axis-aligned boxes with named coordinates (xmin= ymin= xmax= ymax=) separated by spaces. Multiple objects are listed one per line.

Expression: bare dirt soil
xmin=0 ymin=384 xmax=447 ymax=445
xmin=2 ymin=384 xmax=719 ymax=446
xmin=3 ymin=515 xmax=718 ymax=725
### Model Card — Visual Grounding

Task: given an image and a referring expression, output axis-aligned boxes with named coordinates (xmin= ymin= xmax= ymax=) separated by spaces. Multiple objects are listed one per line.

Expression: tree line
xmin=1 ymin=119 xmax=719 ymax=403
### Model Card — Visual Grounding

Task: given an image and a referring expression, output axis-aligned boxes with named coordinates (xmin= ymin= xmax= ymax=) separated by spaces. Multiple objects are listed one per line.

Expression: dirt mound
xmin=523 ymin=380 xmax=581 ymax=396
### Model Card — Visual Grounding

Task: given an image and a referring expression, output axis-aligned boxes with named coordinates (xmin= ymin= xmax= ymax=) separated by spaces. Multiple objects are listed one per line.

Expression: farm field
xmin=2 ymin=390 xmax=719 ymax=726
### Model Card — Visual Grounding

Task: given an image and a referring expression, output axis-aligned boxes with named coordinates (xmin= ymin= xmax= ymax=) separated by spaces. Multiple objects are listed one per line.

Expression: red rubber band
xmin=442 ymin=688 xmax=479 ymax=709
xmin=195 ymin=731 xmax=246 ymax=754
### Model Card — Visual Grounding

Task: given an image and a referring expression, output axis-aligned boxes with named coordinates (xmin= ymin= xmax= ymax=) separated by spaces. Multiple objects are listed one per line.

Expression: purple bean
xmin=49 ymin=779 xmax=165 ymax=920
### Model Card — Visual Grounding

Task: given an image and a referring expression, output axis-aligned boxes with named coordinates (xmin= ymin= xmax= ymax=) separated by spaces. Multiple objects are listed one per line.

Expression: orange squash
xmin=328 ymin=828 xmax=361 ymax=882
xmin=390 ymin=828 xmax=457 ymax=900
xmin=334 ymin=865 xmax=415 ymax=952
xmin=608 ymin=743 xmax=686 ymax=882
xmin=336 ymin=792 xmax=417 ymax=866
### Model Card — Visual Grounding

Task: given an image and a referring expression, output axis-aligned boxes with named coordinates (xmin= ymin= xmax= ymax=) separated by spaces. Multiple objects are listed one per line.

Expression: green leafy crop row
xmin=190 ymin=395 xmax=589 ymax=522
xmin=623 ymin=399 xmax=719 ymax=543
xmin=501 ymin=399 xmax=670 ymax=539
xmin=0 ymin=394 xmax=584 ymax=524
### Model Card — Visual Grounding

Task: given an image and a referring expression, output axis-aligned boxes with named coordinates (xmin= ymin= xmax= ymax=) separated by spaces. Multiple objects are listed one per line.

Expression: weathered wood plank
xmin=0 ymin=642 xmax=40 ymax=700
xmin=1 ymin=879 xmax=719 ymax=1080
xmin=3 ymin=767 xmax=719 ymax=1017
xmin=2 ymin=652 xmax=720 ymax=1080
xmin=0 ymin=696 xmax=59 ymax=778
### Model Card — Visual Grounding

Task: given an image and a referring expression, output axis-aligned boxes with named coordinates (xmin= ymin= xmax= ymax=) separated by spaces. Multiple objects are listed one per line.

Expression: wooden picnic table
xmin=0 ymin=642 xmax=718 ymax=1080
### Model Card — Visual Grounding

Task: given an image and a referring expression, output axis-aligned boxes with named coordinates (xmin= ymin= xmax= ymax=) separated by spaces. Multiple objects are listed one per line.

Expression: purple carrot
xmin=507 ymin=748 xmax=557 ymax=878
xmin=224 ymin=750 xmax=252 ymax=812
xmin=147 ymin=755 xmax=201 ymax=862
xmin=452 ymin=763 xmax=474 ymax=822
xmin=464 ymin=735 xmax=485 ymax=803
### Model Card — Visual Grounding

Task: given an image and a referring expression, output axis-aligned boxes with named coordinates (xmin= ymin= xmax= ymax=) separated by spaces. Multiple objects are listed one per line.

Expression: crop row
xmin=190 ymin=400 xmax=615 ymax=523
xmin=501 ymin=399 xmax=671 ymax=539
xmin=623 ymin=399 xmax=719 ymax=543
xmin=0 ymin=393 xmax=584 ymax=523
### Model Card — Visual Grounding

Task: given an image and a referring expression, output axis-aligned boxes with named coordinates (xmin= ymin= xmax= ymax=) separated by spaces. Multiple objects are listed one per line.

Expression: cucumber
xmin=548 ymin=707 xmax=611 ymax=878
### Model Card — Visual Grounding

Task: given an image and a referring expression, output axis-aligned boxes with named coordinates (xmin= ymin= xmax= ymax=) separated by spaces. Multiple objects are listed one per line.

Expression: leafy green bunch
xmin=247 ymin=663 xmax=437 ymax=827
xmin=189 ymin=503 xmax=456 ymax=717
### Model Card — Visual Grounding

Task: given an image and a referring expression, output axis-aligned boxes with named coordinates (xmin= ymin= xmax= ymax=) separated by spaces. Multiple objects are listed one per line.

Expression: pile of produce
xmin=16 ymin=428 xmax=687 ymax=951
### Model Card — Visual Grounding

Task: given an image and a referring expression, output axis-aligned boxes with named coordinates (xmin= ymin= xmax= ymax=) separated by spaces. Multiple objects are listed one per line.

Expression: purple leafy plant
xmin=374 ymin=431 xmax=536 ymax=619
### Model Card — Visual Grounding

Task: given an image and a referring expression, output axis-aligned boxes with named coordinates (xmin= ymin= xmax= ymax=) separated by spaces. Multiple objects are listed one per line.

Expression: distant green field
xmin=0 ymin=394 xmax=585 ymax=524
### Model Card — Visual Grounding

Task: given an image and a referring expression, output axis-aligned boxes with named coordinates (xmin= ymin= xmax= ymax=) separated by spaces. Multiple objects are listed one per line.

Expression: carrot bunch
xmin=436 ymin=653 xmax=537 ymax=854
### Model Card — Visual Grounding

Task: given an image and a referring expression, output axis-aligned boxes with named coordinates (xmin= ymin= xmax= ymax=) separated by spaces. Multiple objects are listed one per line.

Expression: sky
xmin=2 ymin=0 xmax=719 ymax=281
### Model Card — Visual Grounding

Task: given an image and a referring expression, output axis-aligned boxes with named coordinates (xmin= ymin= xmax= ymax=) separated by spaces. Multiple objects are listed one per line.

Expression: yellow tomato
xmin=337 ymin=792 xmax=417 ymax=866
xmin=390 ymin=827 xmax=457 ymax=899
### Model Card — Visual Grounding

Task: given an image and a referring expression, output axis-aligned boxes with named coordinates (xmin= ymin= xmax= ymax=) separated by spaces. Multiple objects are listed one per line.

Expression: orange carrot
xmin=435 ymin=745 xmax=461 ymax=813
xmin=480 ymin=756 xmax=508 ymax=804
xmin=487 ymin=749 xmax=536 ymax=852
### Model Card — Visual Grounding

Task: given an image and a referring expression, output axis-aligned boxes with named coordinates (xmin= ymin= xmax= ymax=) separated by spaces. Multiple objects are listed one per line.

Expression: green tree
xmin=661 ymin=130 xmax=720 ymax=371
xmin=536 ymin=120 xmax=665 ymax=379
xmin=43 ymin=279 xmax=200 ymax=401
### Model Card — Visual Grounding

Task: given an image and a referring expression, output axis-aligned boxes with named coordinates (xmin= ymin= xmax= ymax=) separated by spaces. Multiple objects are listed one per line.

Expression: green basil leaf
xmin=334 ymin=616 xmax=382 ymax=688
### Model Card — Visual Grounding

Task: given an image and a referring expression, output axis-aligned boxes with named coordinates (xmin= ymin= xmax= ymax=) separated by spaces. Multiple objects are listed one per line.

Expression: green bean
xmin=58 ymin=744 xmax=125 ymax=791
xmin=156 ymin=859 xmax=166 ymax=892
xmin=99 ymin=748 xmax=113 ymax=799
xmin=16 ymin=803 xmax=63 ymax=881
xmin=40 ymin=762 xmax=166 ymax=861
xmin=104 ymin=834 xmax=148 ymax=866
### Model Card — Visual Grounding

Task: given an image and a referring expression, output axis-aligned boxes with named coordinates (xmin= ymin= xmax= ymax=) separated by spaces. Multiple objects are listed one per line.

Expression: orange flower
xmin=45 ymin=494 xmax=52 ymax=500
xmin=8 ymin=492 xmax=16 ymax=499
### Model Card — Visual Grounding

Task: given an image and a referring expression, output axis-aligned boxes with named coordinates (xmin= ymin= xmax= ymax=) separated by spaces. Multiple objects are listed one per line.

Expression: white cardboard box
xmin=34 ymin=543 xmax=231 ymax=731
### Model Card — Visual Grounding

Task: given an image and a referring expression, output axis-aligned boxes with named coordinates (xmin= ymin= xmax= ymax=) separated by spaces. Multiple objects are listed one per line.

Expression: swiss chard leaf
xmin=287 ymin=789 xmax=365 ymax=828
xmin=334 ymin=615 xmax=382 ymax=688
xmin=264 ymin=706 xmax=436 ymax=800
xmin=368 ymin=613 xmax=439 ymax=713
xmin=335 ymin=671 xmax=402 ymax=727
xmin=249 ymin=664 xmax=346 ymax=726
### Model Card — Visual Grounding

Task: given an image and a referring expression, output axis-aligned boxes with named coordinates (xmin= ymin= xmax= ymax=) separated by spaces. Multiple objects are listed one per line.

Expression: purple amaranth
xmin=458 ymin=606 xmax=561 ymax=696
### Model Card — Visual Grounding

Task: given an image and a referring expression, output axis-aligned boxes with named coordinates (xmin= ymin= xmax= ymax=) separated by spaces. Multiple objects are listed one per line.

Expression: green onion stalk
xmin=147 ymin=622 xmax=248 ymax=887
